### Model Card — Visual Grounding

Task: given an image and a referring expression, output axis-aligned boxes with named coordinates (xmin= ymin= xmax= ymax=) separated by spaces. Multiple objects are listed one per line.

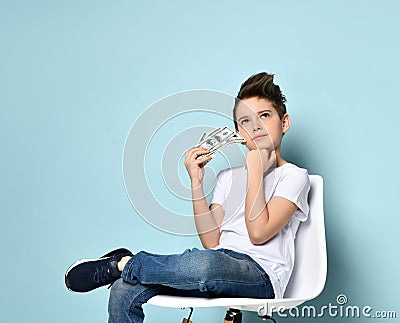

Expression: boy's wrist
xmin=246 ymin=161 xmax=264 ymax=177
xmin=191 ymin=179 xmax=202 ymax=189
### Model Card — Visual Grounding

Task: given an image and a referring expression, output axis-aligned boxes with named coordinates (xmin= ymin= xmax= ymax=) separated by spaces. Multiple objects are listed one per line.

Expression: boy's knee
xmin=108 ymin=278 xmax=158 ymax=319
xmin=108 ymin=279 xmax=132 ymax=316
xmin=193 ymin=251 xmax=221 ymax=280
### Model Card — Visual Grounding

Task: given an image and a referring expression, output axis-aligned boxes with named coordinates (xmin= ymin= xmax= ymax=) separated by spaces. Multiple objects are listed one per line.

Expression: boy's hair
xmin=233 ymin=72 xmax=287 ymax=131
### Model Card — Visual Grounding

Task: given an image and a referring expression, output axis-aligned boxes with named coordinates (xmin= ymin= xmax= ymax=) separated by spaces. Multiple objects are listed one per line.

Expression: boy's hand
xmin=184 ymin=147 xmax=213 ymax=185
xmin=246 ymin=149 xmax=276 ymax=174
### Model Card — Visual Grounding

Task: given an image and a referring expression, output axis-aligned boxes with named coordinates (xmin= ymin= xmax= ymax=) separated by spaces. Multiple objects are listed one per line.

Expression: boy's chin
xmin=250 ymin=143 xmax=273 ymax=151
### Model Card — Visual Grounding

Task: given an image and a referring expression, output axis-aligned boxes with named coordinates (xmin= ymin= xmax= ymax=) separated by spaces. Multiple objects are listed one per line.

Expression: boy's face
xmin=235 ymin=96 xmax=289 ymax=151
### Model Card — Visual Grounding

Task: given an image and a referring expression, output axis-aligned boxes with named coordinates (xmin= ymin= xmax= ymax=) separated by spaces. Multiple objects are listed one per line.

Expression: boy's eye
xmin=260 ymin=113 xmax=270 ymax=118
xmin=240 ymin=119 xmax=249 ymax=125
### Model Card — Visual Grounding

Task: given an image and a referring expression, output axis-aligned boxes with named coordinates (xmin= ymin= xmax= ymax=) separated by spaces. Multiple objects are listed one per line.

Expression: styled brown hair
xmin=233 ymin=72 xmax=287 ymax=130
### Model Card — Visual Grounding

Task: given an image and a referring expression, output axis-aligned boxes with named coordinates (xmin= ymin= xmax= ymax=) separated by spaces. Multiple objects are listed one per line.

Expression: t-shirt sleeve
xmin=210 ymin=170 xmax=227 ymax=206
xmin=273 ymin=168 xmax=310 ymax=222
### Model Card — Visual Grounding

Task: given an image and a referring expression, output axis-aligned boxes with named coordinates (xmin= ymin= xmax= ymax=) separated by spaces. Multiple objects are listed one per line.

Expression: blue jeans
xmin=108 ymin=248 xmax=275 ymax=323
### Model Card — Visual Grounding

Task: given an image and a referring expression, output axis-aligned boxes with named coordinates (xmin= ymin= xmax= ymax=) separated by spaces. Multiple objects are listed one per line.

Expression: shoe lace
xmin=93 ymin=264 xmax=113 ymax=285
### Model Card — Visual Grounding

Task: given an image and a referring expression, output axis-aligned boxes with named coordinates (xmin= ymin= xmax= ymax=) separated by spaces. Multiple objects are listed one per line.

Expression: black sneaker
xmin=65 ymin=248 xmax=133 ymax=293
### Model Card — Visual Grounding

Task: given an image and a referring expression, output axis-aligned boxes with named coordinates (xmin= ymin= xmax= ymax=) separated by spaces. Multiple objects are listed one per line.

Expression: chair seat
xmin=147 ymin=295 xmax=308 ymax=316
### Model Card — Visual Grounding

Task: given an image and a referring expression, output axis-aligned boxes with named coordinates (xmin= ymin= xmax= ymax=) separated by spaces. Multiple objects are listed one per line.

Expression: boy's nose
xmin=252 ymin=120 xmax=262 ymax=131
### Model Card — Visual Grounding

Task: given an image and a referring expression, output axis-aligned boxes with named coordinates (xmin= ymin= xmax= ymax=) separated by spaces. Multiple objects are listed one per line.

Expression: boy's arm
xmin=191 ymin=181 xmax=223 ymax=249
xmin=185 ymin=147 xmax=222 ymax=249
xmin=245 ymin=150 xmax=298 ymax=245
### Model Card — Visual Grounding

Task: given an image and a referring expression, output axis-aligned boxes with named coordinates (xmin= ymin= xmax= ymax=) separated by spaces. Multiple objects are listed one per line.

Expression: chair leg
xmin=224 ymin=308 xmax=242 ymax=323
xmin=182 ymin=307 xmax=193 ymax=323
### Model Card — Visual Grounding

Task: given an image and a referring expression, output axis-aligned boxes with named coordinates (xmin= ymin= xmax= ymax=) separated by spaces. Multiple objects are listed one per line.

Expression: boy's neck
xmin=275 ymin=147 xmax=287 ymax=168
xmin=275 ymin=155 xmax=288 ymax=168
xmin=276 ymin=160 xmax=287 ymax=167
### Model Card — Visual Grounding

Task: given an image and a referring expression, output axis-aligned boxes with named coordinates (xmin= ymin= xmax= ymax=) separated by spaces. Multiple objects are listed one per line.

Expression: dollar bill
xmin=195 ymin=126 xmax=246 ymax=163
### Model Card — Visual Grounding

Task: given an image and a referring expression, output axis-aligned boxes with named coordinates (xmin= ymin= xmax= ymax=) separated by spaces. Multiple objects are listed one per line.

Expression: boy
xmin=65 ymin=72 xmax=310 ymax=323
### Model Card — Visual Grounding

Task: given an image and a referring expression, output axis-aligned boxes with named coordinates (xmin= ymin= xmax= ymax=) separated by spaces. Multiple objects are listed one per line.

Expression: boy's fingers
xmin=186 ymin=147 xmax=210 ymax=160
xmin=195 ymin=155 xmax=213 ymax=164
xmin=186 ymin=147 xmax=207 ymax=155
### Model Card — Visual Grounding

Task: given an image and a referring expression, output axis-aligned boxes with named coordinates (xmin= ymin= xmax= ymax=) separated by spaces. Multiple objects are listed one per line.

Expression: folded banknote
xmin=195 ymin=126 xmax=246 ymax=163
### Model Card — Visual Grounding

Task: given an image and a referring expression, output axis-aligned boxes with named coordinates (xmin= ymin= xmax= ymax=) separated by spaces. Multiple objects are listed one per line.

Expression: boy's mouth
xmin=252 ymin=134 xmax=268 ymax=140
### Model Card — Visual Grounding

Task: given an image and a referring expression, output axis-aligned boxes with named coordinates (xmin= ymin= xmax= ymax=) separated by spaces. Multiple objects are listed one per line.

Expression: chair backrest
xmin=284 ymin=175 xmax=327 ymax=299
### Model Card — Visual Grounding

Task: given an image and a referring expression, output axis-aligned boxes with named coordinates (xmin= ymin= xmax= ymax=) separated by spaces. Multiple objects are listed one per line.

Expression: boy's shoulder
xmin=276 ymin=163 xmax=310 ymax=191
xmin=278 ymin=162 xmax=309 ymax=177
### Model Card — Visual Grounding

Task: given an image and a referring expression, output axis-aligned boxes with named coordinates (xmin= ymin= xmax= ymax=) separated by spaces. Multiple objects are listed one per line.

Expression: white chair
xmin=147 ymin=175 xmax=327 ymax=320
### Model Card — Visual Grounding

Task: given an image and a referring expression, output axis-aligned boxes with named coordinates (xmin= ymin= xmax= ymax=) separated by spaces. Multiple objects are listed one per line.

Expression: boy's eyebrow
xmin=258 ymin=109 xmax=273 ymax=114
xmin=236 ymin=109 xmax=273 ymax=121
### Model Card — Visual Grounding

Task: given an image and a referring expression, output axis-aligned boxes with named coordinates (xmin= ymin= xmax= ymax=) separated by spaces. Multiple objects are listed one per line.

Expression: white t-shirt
xmin=210 ymin=163 xmax=310 ymax=298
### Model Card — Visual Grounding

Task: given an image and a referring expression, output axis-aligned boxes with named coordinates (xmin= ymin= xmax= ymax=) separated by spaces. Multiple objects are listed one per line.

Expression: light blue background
xmin=1 ymin=1 xmax=399 ymax=322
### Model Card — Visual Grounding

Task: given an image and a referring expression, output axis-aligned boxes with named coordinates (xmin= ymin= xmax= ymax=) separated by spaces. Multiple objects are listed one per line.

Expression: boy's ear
xmin=282 ymin=114 xmax=290 ymax=133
